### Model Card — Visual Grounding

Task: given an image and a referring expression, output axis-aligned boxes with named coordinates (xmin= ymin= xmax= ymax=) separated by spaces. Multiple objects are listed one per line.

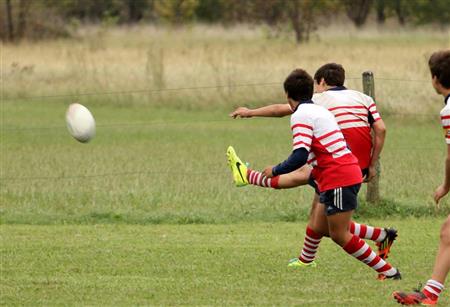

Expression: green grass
xmin=1 ymin=219 xmax=447 ymax=306
xmin=1 ymin=100 xmax=449 ymax=224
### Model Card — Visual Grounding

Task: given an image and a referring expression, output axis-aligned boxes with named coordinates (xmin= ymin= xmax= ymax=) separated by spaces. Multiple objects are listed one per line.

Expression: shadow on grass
xmin=1 ymin=199 xmax=448 ymax=225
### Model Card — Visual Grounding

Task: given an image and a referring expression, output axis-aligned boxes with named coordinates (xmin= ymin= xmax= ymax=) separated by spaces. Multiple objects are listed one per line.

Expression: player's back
xmin=312 ymin=87 xmax=381 ymax=170
xmin=291 ymin=103 xmax=362 ymax=192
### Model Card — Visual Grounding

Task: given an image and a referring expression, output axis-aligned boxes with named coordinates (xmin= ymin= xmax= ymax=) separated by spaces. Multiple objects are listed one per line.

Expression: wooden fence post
xmin=362 ymin=71 xmax=380 ymax=203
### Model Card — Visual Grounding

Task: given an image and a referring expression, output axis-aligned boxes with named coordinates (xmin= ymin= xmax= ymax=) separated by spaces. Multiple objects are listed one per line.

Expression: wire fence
xmin=1 ymin=75 xmax=445 ymax=184
xmin=1 ymin=77 xmax=430 ymax=103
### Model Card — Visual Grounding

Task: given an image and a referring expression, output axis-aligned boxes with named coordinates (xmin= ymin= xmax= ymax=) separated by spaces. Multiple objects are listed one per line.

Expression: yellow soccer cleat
xmin=287 ymin=258 xmax=317 ymax=268
xmin=226 ymin=146 xmax=249 ymax=187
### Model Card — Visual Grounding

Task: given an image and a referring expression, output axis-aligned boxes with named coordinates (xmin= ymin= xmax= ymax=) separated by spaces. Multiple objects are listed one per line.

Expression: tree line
xmin=2 ymin=0 xmax=449 ymax=42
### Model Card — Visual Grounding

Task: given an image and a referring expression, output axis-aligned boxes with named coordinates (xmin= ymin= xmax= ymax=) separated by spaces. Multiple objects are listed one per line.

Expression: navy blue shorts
xmin=319 ymin=184 xmax=361 ymax=216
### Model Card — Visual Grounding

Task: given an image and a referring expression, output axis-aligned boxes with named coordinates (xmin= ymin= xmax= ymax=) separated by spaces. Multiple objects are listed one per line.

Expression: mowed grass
xmin=1 ymin=219 xmax=447 ymax=306
xmin=1 ymin=99 xmax=449 ymax=224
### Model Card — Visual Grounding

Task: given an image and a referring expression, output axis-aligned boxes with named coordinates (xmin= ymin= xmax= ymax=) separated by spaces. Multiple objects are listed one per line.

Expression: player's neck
xmin=442 ymin=89 xmax=450 ymax=103
xmin=326 ymin=85 xmax=347 ymax=91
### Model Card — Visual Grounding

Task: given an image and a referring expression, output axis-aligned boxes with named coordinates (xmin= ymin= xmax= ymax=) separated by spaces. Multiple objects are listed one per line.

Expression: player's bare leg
xmin=326 ymin=209 xmax=354 ymax=246
xmin=431 ymin=215 xmax=450 ymax=285
xmin=308 ymin=196 xmax=329 ymax=236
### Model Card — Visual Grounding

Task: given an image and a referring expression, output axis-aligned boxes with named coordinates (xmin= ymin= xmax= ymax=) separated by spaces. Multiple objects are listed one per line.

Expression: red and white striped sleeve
xmin=440 ymin=107 xmax=450 ymax=144
xmin=367 ymin=97 xmax=382 ymax=122
xmin=291 ymin=112 xmax=313 ymax=151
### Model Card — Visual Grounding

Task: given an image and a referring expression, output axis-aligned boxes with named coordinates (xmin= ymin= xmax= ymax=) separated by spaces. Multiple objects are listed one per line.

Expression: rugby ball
xmin=65 ymin=103 xmax=96 ymax=143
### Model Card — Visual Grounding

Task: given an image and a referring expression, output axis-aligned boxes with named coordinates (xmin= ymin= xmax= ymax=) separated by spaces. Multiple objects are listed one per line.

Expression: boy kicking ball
xmin=229 ymin=63 xmax=397 ymax=277
xmin=228 ymin=68 xmax=401 ymax=280
xmin=393 ymin=50 xmax=450 ymax=305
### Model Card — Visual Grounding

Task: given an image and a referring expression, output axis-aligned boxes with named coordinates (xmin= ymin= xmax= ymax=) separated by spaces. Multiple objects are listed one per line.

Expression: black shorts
xmin=308 ymin=168 xmax=368 ymax=195
xmin=319 ymin=184 xmax=361 ymax=216
xmin=308 ymin=176 xmax=320 ymax=195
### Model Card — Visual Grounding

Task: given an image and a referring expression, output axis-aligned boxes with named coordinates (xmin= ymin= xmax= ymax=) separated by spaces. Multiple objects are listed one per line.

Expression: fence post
xmin=362 ymin=71 xmax=380 ymax=203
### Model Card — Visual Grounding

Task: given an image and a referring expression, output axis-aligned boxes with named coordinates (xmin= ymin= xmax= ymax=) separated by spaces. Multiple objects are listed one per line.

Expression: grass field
xmin=1 ymin=103 xmax=448 ymax=224
xmin=1 ymin=24 xmax=450 ymax=305
xmin=1 ymin=220 xmax=448 ymax=306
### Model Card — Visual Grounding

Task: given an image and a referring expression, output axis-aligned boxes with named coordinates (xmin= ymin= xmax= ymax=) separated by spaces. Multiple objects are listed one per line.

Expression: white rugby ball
xmin=65 ymin=103 xmax=96 ymax=143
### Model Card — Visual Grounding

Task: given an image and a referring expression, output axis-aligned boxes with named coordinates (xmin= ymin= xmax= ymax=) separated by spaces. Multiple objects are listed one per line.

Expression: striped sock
xmin=349 ymin=221 xmax=387 ymax=242
xmin=423 ymin=279 xmax=444 ymax=301
xmin=299 ymin=227 xmax=322 ymax=263
xmin=247 ymin=169 xmax=279 ymax=188
xmin=343 ymin=235 xmax=397 ymax=276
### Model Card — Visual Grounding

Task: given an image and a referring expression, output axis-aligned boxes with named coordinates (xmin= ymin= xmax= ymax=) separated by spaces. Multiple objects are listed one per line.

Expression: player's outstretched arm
xmin=366 ymin=119 xmax=386 ymax=182
xmin=262 ymin=148 xmax=309 ymax=178
xmin=434 ymin=144 xmax=450 ymax=205
xmin=229 ymin=104 xmax=292 ymax=119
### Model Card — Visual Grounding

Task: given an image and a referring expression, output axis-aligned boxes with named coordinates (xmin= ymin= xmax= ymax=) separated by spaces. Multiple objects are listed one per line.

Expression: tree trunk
xmin=17 ymin=0 xmax=29 ymax=39
xmin=289 ymin=0 xmax=304 ymax=43
xmin=345 ymin=0 xmax=374 ymax=28
xmin=376 ymin=0 xmax=385 ymax=24
xmin=394 ymin=0 xmax=405 ymax=25
xmin=5 ymin=0 xmax=14 ymax=41
xmin=127 ymin=0 xmax=143 ymax=23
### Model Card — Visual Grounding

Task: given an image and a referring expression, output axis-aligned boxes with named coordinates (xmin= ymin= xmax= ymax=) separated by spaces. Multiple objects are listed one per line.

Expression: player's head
xmin=283 ymin=69 xmax=314 ymax=105
xmin=429 ymin=50 xmax=450 ymax=94
xmin=314 ymin=63 xmax=345 ymax=93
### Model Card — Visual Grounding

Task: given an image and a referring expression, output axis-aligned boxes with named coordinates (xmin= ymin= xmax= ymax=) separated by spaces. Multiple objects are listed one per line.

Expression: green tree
xmin=154 ymin=0 xmax=199 ymax=24
xmin=409 ymin=0 xmax=450 ymax=25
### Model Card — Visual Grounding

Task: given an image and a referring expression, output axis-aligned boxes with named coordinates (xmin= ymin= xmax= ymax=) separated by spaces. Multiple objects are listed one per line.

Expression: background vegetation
xmin=2 ymin=0 xmax=450 ymax=42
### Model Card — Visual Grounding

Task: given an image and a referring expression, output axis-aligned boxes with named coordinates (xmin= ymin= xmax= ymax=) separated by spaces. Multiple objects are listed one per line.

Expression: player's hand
xmin=229 ymin=107 xmax=253 ymax=119
xmin=434 ymin=184 xmax=450 ymax=207
xmin=263 ymin=166 xmax=274 ymax=178
xmin=364 ymin=165 xmax=377 ymax=182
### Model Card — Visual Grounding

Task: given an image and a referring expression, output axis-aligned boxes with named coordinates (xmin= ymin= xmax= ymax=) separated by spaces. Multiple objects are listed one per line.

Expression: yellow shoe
xmin=287 ymin=258 xmax=317 ymax=268
xmin=226 ymin=146 xmax=248 ymax=187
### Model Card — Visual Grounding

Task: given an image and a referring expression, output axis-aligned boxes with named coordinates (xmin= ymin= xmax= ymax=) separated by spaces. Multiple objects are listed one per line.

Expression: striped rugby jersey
xmin=312 ymin=87 xmax=381 ymax=169
xmin=291 ymin=103 xmax=362 ymax=192
xmin=441 ymin=94 xmax=450 ymax=144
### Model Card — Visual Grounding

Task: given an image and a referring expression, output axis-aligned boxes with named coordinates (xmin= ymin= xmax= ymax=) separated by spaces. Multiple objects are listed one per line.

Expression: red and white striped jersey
xmin=312 ymin=87 xmax=381 ymax=169
xmin=291 ymin=103 xmax=362 ymax=192
xmin=441 ymin=97 xmax=450 ymax=144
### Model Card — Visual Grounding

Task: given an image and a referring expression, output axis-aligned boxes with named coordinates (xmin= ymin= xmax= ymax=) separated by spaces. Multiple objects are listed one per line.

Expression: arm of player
xmin=268 ymin=148 xmax=309 ymax=177
xmin=434 ymin=144 xmax=450 ymax=205
xmin=229 ymin=104 xmax=292 ymax=118
xmin=366 ymin=119 xmax=386 ymax=182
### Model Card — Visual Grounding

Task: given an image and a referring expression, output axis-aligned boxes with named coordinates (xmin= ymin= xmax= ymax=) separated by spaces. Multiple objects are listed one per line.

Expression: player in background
xmin=393 ymin=50 xmax=450 ymax=305
xmin=227 ymin=68 xmax=401 ymax=281
xmin=228 ymin=63 xmax=397 ymax=276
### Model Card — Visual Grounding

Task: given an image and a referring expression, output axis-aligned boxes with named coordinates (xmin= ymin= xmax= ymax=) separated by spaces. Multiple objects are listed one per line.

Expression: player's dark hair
xmin=283 ymin=69 xmax=314 ymax=102
xmin=429 ymin=50 xmax=450 ymax=89
xmin=314 ymin=63 xmax=345 ymax=86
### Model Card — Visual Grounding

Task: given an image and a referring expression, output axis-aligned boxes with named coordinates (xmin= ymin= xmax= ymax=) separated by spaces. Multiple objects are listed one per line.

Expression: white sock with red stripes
xmin=247 ymin=169 xmax=279 ymax=188
xmin=299 ymin=226 xmax=322 ymax=263
xmin=349 ymin=221 xmax=387 ymax=242
xmin=343 ymin=235 xmax=397 ymax=276
xmin=423 ymin=279 xmax=444 ymax=301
